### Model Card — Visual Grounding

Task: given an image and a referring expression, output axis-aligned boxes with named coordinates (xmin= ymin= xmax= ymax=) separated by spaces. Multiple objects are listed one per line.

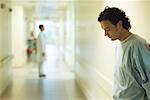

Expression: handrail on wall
xmin=0 ymin=55 xmax=14 ymax=64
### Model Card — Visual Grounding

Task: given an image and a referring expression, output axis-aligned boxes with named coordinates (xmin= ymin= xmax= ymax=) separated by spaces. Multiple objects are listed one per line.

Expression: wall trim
xmin=94 ymin=68 xmax=113 ymax=98
xmin=76 ymin=76 xmax=96 ymax=100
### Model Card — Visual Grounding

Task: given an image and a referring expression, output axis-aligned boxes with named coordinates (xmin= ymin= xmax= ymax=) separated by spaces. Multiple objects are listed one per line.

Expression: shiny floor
xmin=0 ymin=45 xmax=86 ymax=100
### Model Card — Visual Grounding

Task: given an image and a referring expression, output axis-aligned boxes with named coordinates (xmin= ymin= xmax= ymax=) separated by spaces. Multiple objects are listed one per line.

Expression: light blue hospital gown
xmin=113 ymin=34 xmax=150 ymax=100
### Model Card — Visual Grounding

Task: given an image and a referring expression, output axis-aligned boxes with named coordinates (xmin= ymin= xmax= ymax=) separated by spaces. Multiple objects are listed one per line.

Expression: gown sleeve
xmin=132 ymin=40 xmax=150 ymax=99
xmin=133 ymin=40 xmax=150 ymax=82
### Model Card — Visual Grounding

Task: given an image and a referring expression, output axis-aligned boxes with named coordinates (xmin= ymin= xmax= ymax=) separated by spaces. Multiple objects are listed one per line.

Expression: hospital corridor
xmin=0 ymin=45 xmax=87 ymax=100
xmin=0 ymin=0 xmax=150 ymax=100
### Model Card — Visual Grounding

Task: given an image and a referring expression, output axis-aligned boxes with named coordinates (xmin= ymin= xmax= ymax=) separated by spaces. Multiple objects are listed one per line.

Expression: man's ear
xmin=116 ymin=20 xmax=123 ymax=28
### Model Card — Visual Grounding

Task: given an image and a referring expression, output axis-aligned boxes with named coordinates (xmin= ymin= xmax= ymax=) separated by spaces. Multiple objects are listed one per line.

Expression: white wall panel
xmin=11 ymin=6 xmax=26 ymax=67
xmin=0 ymin=1 xmax=13 ymax=95
xmin=74 ymin=1 xmax=113 ymax=99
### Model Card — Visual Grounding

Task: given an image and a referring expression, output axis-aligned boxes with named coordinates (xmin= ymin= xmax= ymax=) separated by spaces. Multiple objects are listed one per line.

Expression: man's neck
xmin=119 ymin=30 xmax=132 ymax=41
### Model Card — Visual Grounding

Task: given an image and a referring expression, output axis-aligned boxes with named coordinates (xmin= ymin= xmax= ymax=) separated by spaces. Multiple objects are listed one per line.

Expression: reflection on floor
xmin=0 ymin=45 xmax=86 ymax=100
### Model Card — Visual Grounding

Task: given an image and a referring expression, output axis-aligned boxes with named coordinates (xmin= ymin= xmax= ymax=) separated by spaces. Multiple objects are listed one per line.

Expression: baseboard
xmin=76 ymin=76 xmax=96 ymax=100
xmin=0 ymin=79 xmax=12 ymax=96
xmin=94 ymin=68 xmax=113 ymax=98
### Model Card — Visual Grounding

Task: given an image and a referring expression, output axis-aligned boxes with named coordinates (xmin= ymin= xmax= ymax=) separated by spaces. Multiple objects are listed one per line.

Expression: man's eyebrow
xmin=104 ymin=27 xmax=109 ymax=30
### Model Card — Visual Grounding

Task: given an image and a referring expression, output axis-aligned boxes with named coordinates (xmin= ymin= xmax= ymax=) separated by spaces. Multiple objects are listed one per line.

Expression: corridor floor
xmin=0 ymin=45 xmax=86 ymax=100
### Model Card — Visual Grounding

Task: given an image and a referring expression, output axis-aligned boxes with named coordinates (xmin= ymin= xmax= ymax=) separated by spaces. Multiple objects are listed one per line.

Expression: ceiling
xmin=9 ymin=0 xmax=72 ymax=20
xmin=10 ymin=0 xmax=70 ymax=7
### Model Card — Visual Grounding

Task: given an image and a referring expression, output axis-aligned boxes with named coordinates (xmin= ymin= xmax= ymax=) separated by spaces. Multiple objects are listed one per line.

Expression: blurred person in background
xmin=36 ymin=25 xmax=46 ymax=77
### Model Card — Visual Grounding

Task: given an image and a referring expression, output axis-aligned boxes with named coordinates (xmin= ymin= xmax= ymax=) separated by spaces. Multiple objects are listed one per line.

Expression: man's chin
xmin=111 ymin=38 xmax=117 ymax=41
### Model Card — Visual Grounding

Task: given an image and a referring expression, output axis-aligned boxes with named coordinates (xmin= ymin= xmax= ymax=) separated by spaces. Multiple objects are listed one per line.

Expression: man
xmin=98 ymin=7 xmax=150 ymax=100
xmin=37 ymin=25 xmax=46 ymax=77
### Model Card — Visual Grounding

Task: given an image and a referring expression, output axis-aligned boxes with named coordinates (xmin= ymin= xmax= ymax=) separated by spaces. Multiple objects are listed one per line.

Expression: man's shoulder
xmin=133 ymin=34 xmax=146 ymax=41
xmin=129 ymin=34 xmax=150 ymax=54
xmin=131 ymin=34 xmax=146 ymax=46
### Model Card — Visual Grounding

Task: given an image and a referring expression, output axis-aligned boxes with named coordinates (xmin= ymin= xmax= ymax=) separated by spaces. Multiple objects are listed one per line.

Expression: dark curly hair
xmin=98 ymin=6 xmax=131 ymax=30
xmin=39 ymin=24 xmax=44 ymax=29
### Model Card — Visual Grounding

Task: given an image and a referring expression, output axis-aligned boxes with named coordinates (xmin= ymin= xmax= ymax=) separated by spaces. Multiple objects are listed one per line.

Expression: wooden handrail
xmin=0 ymin=55 xmax=13 ymax=63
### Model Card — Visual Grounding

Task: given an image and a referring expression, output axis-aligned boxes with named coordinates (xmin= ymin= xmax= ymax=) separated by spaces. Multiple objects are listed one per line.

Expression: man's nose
xmin=105 ymin=32 xmax=107 ymax=36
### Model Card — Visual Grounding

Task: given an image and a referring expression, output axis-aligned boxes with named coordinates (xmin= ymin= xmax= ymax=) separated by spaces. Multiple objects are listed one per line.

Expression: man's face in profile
xmin=100 ymin=20 xmax=120 ymax=41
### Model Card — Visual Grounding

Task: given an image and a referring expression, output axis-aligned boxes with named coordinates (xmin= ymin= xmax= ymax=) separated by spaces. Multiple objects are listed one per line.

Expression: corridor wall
xmin=11 ymin=6 xmax=26 ymax=67
xmin=74 ymin=1 xmax=113 ymax=99
xmin=0 ymin=1 xmax=13 ymax=95
xmin=63 ymin=1 xmax=75 ymax=71
xmin=74 ymin=1 xmax=150 ymax=100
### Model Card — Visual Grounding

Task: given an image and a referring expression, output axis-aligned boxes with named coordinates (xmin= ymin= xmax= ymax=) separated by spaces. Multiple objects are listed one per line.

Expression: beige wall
xmin=74 ymin=1 xmax=113 ymax=99
xmin=0 ymin=1 xmax=13 ymax=95
xmin=75 ymin=1 xmax=150 ymax=100
xmin=11 ymin=6 xmax=26 ymax=67
xmin=63 ymin=1 xmax=75 ymax=71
